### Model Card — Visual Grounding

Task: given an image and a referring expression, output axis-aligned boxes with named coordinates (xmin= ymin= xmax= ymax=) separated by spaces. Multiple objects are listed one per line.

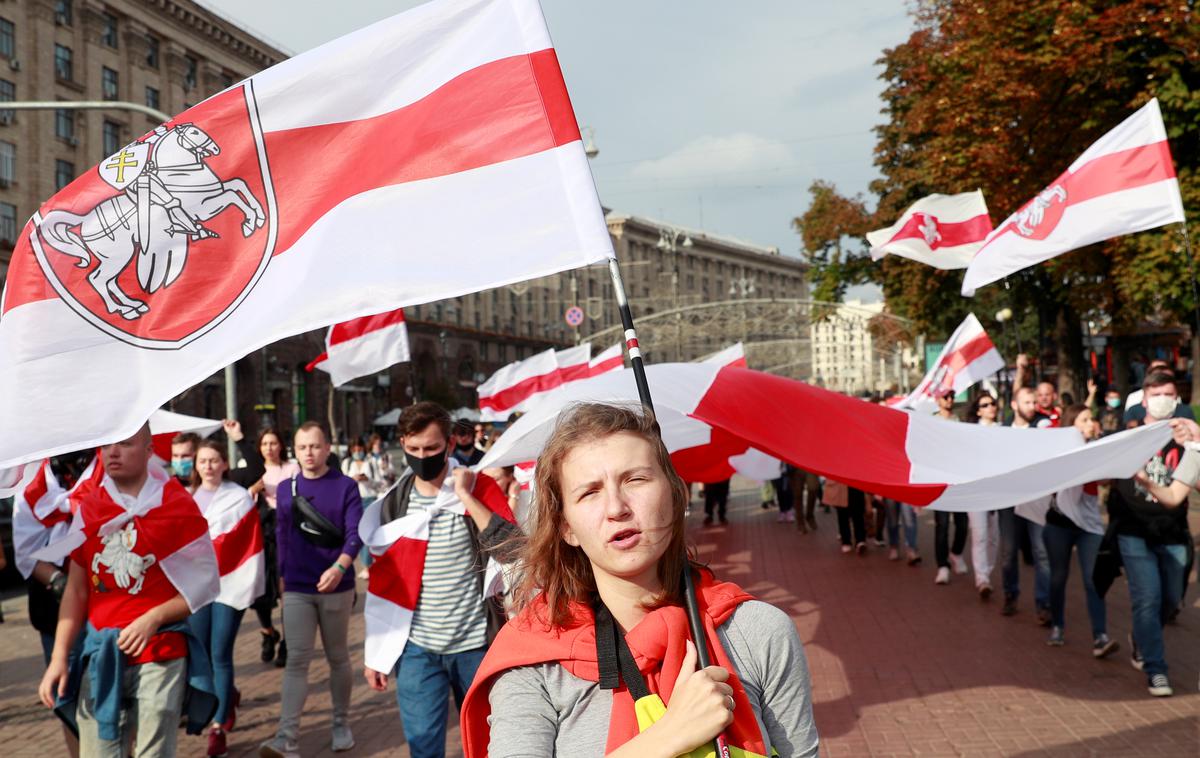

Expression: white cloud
xmin=629 ymin=133 xmax=796 ymax=183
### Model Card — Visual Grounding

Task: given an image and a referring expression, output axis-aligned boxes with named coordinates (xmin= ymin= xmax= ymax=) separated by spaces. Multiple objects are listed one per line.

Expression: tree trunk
xmin=1054 ymin=304 xmax=1086 ymax=402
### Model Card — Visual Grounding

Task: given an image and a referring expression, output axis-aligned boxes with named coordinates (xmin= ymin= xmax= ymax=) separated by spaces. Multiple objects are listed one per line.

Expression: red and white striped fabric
xmin=895 ymin=314 xmax=1004 ymax=414
xmin=306 ymin=308 xmax=410 ymax=387
xmin=148 ymin=409 xmax=222 ymax=463
xmin=868 ymin=191 xmax=993 ymax=269
xmin=588 ymin=343 xmax=624 ymax=377
xmin=11 ymin=456 xmax=99 ymax=578
xmin=197 ymin=481 xmax=266 ymax=610
xmin=701 ymin=342 xmax=747 ymax=368
xmin=477 ymin=348 xmax=560 ymax=422
xmin=358 ymin=459 xmax=512 ymax=674
xmin=555 ymin=343 xmax=593 ymax=384
xmin=0 ymin=0 xmax=612 ymax=474
xmin=963 ymin=98 xmax=1185 ymax=295
xmin=477 ymin=363 xmax=1171 ymax=510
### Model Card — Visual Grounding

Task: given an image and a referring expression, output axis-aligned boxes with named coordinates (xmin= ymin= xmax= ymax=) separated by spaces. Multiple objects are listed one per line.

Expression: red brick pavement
xmin=2 ymin=489 xmax=1197 ymax=756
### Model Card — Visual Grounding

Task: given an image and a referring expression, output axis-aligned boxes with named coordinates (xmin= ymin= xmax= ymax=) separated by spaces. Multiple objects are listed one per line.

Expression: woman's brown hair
xmin=508 ymin=402 xmax=696 ymax=629
xmin=189 ymin=438 xmax=229 ymax=490
xmin=1060 ymin=403 xmax=1091 ymax=430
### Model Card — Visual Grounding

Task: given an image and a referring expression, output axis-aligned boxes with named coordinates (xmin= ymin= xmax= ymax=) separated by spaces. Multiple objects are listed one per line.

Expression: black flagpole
xmin=605 ymin=257 xmax=731 ymax=758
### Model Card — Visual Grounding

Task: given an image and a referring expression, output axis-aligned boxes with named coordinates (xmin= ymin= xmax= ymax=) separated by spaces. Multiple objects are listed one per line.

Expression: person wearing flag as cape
xmin=359 ymin=402 xmax=517 ymax=758
xmin=460 ymin=403 xmax=819 ymax=757
xmin=37 ymin=423 xmax=220 ymax=758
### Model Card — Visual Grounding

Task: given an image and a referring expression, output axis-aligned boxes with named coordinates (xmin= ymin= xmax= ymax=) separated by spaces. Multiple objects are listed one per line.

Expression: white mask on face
xmin=1146 ymin=394 xmax=1178 ymax=420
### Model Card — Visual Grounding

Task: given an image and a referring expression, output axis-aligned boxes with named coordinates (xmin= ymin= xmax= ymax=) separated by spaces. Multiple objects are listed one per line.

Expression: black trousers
xmin=704 ymin=479 xmax=731 ymax=518
xmin=935 ymin=511 xmax=969 ymax=568
xmin=837 ymin=499 xmax=866 ymax=546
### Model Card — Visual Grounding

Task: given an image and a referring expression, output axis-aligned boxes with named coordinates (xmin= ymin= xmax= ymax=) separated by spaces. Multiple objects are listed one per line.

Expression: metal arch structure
xmin=580 ymin=297 xmax=915 ymax=382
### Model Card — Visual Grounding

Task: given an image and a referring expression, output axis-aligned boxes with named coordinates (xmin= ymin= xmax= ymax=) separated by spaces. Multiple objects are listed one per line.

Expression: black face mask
xmin=456 ymin=442 xmax=475 ymax=453
xmin=405 ymin=450 xmax=447 ymax=482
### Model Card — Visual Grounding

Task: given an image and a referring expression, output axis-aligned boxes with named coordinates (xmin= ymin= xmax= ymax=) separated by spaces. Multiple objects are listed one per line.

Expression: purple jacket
xmin=275 ymin=467 xmax=363 ymax=594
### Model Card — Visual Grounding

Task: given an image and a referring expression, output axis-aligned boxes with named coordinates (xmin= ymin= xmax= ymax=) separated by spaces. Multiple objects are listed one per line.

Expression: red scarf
xmin=460 ymin=570 xmax=765 ymax=757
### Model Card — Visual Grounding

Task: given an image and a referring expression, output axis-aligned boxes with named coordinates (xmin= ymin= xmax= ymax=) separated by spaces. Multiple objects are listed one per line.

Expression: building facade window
xmin=145 ymin=86 xmax=159 ymax=111
xmin=101 ymin=67 xmax=118 ymax=100
xmin=55 ymin=109 xmax=75 ymax=141
xmin=102 ymin=120 xmax=121 ymax=157
xmin=0 ymin=140 xmax=14 ymax=185
xmin=55 ymin=0 xmax=73 ymax=25
xmin=54 ymin=44 xmax=73 ymax=81
xmin=0 ymin=18 xmax=13 ymax=60
xmin=184 ymin=56 xmax=197 ymax=90
xmin=0 ymin=78 xmax=13 ymax=122
xmin=0 ymin=201 xmax=16 ymax=244
xmin=100 ymin=12 xmax=118 ymax=48
xmin=55 ymin=159 xmax=75 ymax=190
xmin=145 ymin=35 xmax=159 ymax=68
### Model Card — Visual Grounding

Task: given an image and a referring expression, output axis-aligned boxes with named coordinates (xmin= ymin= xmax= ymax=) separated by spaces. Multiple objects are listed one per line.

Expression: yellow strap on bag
xmin=632 ymin=694 xmax=771 ymax=758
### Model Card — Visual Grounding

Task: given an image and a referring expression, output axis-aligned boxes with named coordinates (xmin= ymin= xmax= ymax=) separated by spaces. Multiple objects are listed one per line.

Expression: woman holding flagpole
xmin=189 ymin=440 xmax=266 ymax=757
xmin=460 ymin=402 xmax=819 ymax=757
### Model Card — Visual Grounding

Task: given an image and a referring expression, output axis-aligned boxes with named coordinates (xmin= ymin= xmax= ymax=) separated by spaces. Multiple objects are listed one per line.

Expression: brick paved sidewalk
xmin=2 ymin=489 xmax=1197 ymax=756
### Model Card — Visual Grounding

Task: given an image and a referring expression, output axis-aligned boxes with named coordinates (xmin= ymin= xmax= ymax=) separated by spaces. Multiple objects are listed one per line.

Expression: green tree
xmin=800 ymin=0 xmax=1200 ymax=396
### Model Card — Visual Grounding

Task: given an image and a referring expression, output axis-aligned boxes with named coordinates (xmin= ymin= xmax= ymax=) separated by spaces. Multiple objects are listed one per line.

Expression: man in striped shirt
xmin=362 ymin=402 xmax=517 ymax=758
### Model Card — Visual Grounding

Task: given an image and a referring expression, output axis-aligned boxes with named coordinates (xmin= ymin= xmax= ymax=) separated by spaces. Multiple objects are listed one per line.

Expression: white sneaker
xmin=934 ymin=567 xmax=950 ymax=585
xmin=332 ymin=722 xmax=355 ymax=752
xmin=259 ymin=737 xmax=299 ymax=758
xmin=949 ymin=553 xmax=968 ymax=574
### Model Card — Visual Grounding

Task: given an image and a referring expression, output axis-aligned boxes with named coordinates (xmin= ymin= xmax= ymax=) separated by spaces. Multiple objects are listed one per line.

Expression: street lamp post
xmin=656 ymin=227 xmax=692 ymax=361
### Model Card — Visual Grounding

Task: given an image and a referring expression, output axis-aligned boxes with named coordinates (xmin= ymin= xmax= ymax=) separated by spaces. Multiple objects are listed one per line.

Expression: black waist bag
xmin=291 ymin=477 xmax=345 ymax=549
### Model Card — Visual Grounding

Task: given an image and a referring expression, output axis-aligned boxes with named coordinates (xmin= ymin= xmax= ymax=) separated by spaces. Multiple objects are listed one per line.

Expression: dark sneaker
xmin=261 ymin=629 xmax=280 ymax=663
xmin=1092 ymin=634 xmax=1119 ymax=659
xmin=703 ymin=515 xmax=714 ymax=526
xmin=275 ymin=639 xmax=288 ymax=669
xmin=978 ymin=583 xmax=993 ymax=601
xmin=718 ymin=516 xmax=729 ymax=525
xmin=331 ymin=721 xmax=355 ymax=752
xmin=1046 ymin=626 xmax=1064 ymax=646
xmin=1147 ymin=674 xmax=1173 ymax=697
xmin=1036 ymin=606 xmax=1053 ymax=627
xmin=208 ymin=727 xmax=228 ymax=757
xmin=1001 ymin=594 xmax=1018 ymax=617
xmin=1128 ymin=634 xmax=1143 ymax=671
xmin=806 ymin=515 xmax=818 ymax=531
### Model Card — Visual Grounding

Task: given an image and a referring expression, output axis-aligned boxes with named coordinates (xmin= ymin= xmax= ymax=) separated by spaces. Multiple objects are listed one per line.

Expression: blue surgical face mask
xmin=172 ymin=459 xmax=194 ymax=477
xmin=353 ymin=451 xmax=365 ymax=461
xmin=1106 ymin=396 xmax=1121 ymax=408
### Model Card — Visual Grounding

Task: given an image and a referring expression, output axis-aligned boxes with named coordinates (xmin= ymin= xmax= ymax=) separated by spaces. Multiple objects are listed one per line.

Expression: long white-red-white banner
xmin=478 ymin=363 xmax=1171 ymax=510
xmin=0 ymin=0 xmax=613 ymax=471
xmin=307 ymin=308 xmax=409 ymax=387
xmin=896 ymin=313 xmax=1003 ymax=413
xmin=962 ymin=98 xmax=1185 ymax=295
xmin=477 ymin=341 xmax=623 ymax=421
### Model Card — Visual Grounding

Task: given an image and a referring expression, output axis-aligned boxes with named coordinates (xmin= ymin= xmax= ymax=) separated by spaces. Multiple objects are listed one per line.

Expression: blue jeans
xmin=1118 ymin=535 xmax=1187 ymax=677
xmin=189 ymin=602 xmax=245 ymax=724
xmin=998 ymin=507 xmax=1050 ymax=607
xmin=393 ymin=642 xmax=486 ymax=758
xmin=1042 ymin=522 xmax=1105 ymax=636
xmin=884 ymin=500 xmax=918 ymax=550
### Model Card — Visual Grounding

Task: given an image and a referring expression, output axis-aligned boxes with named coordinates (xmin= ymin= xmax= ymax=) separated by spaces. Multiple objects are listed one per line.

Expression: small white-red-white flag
xmin=306 ymin=308 xmax=409 ymax=387
xmin=963 ymin=98 xmax=1185 ymax=295
xmin=868 ymin=191 xmax=993 ymax=269
xmin=588 ymin=343 xmax=624 ymax=377
xmin=897 ymin=313 xmax=1004 ymax=413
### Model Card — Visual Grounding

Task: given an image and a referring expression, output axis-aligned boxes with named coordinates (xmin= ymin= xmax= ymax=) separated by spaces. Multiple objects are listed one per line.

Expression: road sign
xmin=564 ymin=305 xmax=584 ymax=327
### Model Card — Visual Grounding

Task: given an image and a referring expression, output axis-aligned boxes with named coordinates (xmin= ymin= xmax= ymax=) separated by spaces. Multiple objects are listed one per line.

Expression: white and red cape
xmin=195 ymin=480 xmax=266 ymax=610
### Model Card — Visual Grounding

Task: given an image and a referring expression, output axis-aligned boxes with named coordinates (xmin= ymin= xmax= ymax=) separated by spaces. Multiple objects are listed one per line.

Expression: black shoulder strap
xmin=381 ymin=472 xmax=416 ymax=523
xmin=594 ymin=602 xmax=651 ymax=701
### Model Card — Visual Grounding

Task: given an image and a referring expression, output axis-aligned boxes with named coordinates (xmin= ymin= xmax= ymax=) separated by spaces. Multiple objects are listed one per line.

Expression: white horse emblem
xmin=91 ymin=522 xmax=157 ymax=595
xmin=915 ymin=213 xmax=941 ymax=246
xmin=37 ymin=122 xmax=266 ymax=320
xmin=1015 ymin=185 xmax=1067 ymax=236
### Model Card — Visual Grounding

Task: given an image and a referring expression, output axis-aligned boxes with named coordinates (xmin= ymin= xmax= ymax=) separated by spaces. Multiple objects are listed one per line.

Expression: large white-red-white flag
xmin=588 ymin=343 xmax=624 ymax=377
xmin=896 ymin=313 xmax=1004 ymax=413
xmin=306 ymin=308 xmax=410 ymax=387
xmin=0 ymin=0 xmax=612 ymax=473
xmin=962 ymin=98 xmax=1185 ymax=295
xmin=477 ymin=342 xmax=611 ymax=421
xmin=868 ymin=191 xmax=993 ymax=269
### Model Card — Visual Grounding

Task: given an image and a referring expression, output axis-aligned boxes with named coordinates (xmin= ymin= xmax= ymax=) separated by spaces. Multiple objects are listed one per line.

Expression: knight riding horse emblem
xmin=91 ymin=522 xmax=157 ymax=595
xmin=38 ymin=122 xmax=266 ymax=321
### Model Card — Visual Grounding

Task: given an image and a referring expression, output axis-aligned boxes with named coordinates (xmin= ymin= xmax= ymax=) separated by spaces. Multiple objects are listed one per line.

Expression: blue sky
xmin=203 ymin=1 xmax=912 ymax=299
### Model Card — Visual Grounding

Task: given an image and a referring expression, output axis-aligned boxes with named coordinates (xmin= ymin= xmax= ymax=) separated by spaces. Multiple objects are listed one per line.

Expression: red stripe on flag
xmin=478 ymin=369 xmax=563 ymax=412
xmin=266 ymin=50 xmax=581 ymax=256
xmin=589 ymin=355 xmax=624 ymax=376
xmin=886 ymin=213 xmax=993 ymax=248
xmin=305 ymin=352 xmax=328 ymax=372
xmin=328 ymin=309 xmax=406 ymax=347
xmin=369 ymin=536 xmax=427 ymax=610
xmin=924 ymin=333 xmax=997 ymax=396
xmin=211 ymin=505 xmax=264 ymax=576
xmin=558 ymin=363 xmax=590 ymax=383
xmin=627 ymin=338 xmax=639 ymax=350
xmin=23 ymin=461 xmax=49 ymax=512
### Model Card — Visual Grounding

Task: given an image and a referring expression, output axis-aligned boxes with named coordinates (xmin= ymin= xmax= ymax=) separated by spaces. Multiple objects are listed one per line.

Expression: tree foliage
xmin=796 ymin=0 xmax=1200 ymax=392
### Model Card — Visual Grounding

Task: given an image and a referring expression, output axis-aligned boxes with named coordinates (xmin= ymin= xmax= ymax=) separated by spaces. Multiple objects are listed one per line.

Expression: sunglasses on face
xmin=978 ymin=402 xmax=995 ymax=408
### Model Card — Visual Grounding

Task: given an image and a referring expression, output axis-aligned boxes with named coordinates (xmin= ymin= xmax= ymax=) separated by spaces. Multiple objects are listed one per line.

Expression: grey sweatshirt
xmin=487 ymin=600 xmax=820 ymax=757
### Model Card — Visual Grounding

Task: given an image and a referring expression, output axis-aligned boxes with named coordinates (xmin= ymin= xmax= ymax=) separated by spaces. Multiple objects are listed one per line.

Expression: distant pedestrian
xmin=246 ymin=428 xmax=298 ymax=669
xmin=703 ymin=478 xmax=732 ymax=526
xmin=965 ymin=393 xmax=1000 ymax=599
